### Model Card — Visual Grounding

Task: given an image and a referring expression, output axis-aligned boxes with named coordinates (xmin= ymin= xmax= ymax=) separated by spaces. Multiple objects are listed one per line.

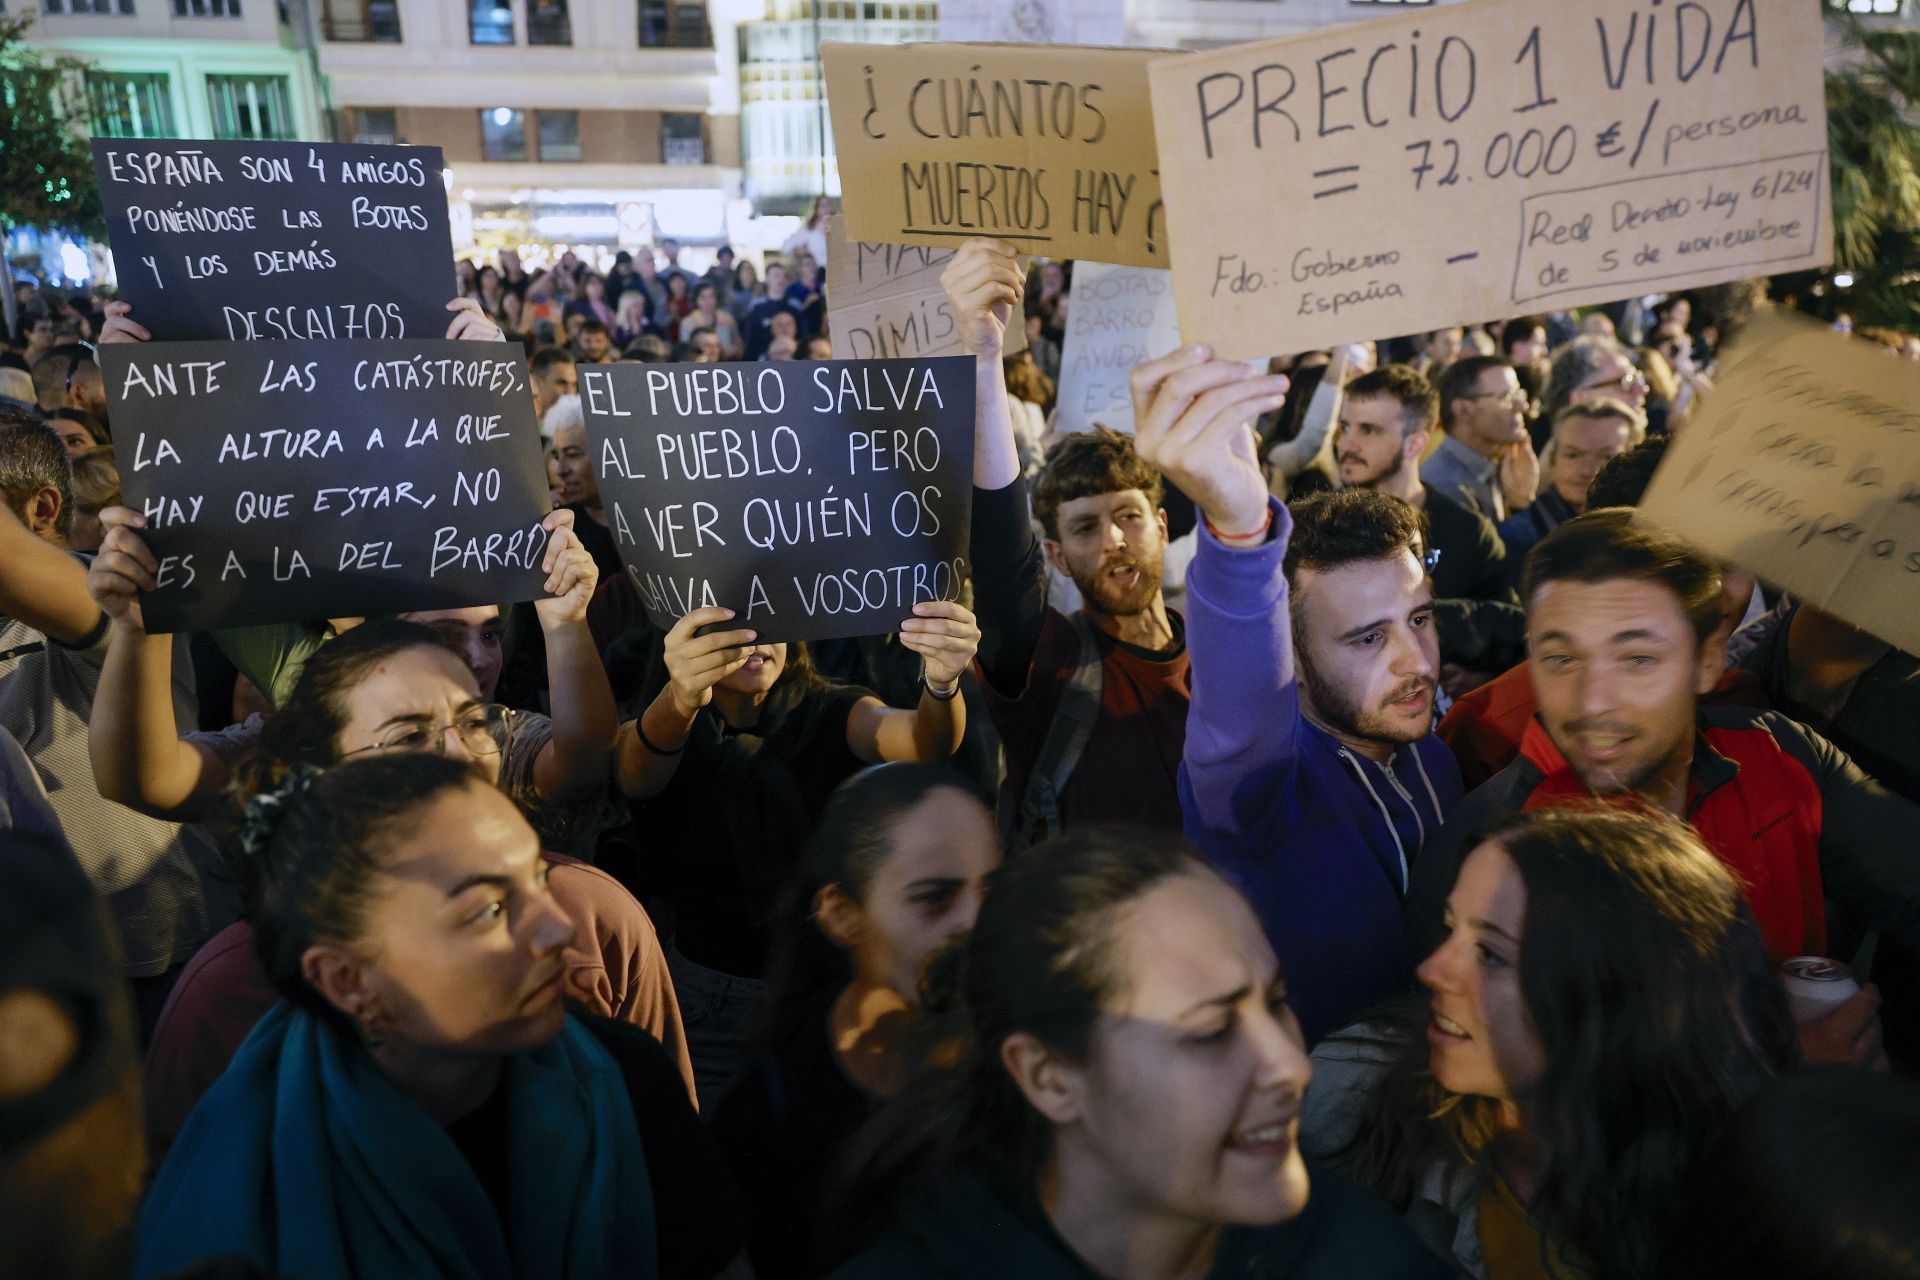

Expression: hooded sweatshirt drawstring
xmin=1340 ymin=747 xmax=1410 ymax=892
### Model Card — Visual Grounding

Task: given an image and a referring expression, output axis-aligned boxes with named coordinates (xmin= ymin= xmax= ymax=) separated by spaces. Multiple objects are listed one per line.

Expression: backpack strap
xmin=1000 ymin=611 xmax=1105 ymax=852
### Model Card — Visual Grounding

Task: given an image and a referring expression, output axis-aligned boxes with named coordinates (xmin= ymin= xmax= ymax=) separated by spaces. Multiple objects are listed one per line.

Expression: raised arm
xmin=444 ymin=296 xmax=506 ymax=342
xmin=1128 ymin=347 xmax=1302 ymax=841
xmin=846 ymin=601 xmax=979 ymax=763
xmin=1266 ymin=344 xmax=1356 ymax=482
xmin=941 ymin=238 xmax=1024 ymax=491
xmin=942 ymin=238 xmax=1048 ymax=692
xmin=613 ymin=606 xmax=757 ymax=800
xmin=85 ymin=508 xmax=229 ymax=820
xmin=0 ymin=495 xmax=104 ymax=647
xmin=527 ymin=508 xmax=619 ymax=802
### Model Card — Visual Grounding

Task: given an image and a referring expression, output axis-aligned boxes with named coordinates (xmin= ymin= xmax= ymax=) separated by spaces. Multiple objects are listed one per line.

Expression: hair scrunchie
xmin=237 ymin=765 xmax=323 ymax=860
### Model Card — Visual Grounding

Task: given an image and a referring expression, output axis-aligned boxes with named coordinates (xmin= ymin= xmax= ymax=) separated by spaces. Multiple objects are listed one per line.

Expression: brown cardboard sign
xmin=824 ymin=215 xmax=1027 ymax=359
xmin=1146 ymin=0 xmax=1830 ymax=359
xmin=823 ymin=41 xmax=1171 ymax=268
xmin=1639 ymin=310 xmax=1920 ymax=656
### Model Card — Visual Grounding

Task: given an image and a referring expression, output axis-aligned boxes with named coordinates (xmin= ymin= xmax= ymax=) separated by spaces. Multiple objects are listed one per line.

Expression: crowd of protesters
xmin=3 ymin=219 xmax=1920 ymax=1280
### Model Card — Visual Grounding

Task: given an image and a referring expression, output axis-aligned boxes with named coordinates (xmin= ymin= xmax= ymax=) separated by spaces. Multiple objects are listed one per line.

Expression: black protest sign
xmin=92 ymin=139 xmax=454 ymax=342
xmin=580 ymin=358 xmax=974 ymax=643
xmin=101 ymin=340 xmax=551 ymax=633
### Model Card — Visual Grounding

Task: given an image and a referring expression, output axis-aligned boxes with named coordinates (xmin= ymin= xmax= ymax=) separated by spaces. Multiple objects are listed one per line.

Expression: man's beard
xmin=1073 ymin=547 xmax=1165 ymax=618
xmin=1340 ymin=448 xmax=1405 ymax=489
xmin=1297 ymin=644 xmax=1434 ymax=746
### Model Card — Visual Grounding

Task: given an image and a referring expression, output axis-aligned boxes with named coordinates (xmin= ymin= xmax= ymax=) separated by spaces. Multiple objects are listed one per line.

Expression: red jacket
xmin=1439 ymin=661 xmax=1771 ymax=793
xmin=1409 ymin=706 xmax=1920 ymax=968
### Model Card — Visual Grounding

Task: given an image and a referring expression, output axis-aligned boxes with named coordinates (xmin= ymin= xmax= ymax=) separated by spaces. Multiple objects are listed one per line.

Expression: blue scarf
xmin=137 ymin=1004 xmax=657 ymax=1280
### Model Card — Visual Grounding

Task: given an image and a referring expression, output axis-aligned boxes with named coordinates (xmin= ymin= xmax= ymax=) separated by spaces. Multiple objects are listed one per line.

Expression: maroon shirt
xmin=985 ymin=605 xmax=1191 ymax=832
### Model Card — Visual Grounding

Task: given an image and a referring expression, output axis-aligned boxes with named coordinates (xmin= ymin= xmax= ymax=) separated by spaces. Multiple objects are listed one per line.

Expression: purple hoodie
xmin=1180 ymin=498 xmax=1462 ymax=1043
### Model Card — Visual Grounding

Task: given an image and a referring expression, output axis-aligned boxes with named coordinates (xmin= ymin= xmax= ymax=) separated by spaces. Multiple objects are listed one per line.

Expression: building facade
xmin=13 ymin=0 xmax=329 ymax=141
xmin=736 ymin=0 xmax=934 ymax=212
xmin=308 ymin=0 xmax=761 ymax=260
xmin=8 ymin=0 xmax=330 ymax=283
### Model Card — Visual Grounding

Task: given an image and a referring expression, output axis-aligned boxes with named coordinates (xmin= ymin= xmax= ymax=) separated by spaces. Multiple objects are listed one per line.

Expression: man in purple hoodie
xmin=1131 ymin=347 xmax=1463 ymax=1044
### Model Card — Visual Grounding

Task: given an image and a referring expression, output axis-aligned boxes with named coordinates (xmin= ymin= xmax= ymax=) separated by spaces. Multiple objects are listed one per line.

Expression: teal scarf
xmin=137 ymin=1004 xmax=657 ymax=1280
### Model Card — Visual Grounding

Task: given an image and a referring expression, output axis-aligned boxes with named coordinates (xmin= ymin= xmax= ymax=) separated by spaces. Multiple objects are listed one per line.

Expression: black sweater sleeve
xmin=1765 ymin=712 xmax=1920 ymax=952
xmin=582 ymin=1014 xmax=748 ymax=1280
xmin=969 ymin=476 xmax=1049 ymax=697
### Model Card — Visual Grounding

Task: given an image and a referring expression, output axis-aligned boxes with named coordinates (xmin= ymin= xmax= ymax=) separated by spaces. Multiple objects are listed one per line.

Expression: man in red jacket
xmin=1408 ymin=509 xmax=1920 ymax=1069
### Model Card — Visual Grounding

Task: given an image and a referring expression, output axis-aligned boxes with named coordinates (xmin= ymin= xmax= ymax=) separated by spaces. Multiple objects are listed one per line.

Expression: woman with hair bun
xmin=1305 ymin=807 xmax=1798 ymax=1279
xmin=711 ymin=763 xmax=999 ymax=1279
xmin=829 ymin=825 xmax=1445 ymax=1279
xmin=136 ymin=754 xmax=743 ymax=1280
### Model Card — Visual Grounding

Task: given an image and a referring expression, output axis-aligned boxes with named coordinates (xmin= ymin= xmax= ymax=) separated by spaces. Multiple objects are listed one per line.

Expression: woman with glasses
xmin=135 ymin=753 xmax=745 ymax=1280
xmin=83 ymin=502 xmax=619 ymax=833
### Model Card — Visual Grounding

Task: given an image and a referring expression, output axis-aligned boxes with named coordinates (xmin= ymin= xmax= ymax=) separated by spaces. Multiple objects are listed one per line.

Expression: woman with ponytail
xmin=136 ymin=754 xmax=743 ymax=1280
xmin=711 ymin=763 xmax=999 ymax=1278
xmin=828 ymin=826 xmax=1445 ymax=1280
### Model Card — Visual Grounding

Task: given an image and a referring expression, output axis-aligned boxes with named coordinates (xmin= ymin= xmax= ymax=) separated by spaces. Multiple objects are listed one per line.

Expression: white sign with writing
xmin=1055 ymin=264 xmax=1182 ymax=434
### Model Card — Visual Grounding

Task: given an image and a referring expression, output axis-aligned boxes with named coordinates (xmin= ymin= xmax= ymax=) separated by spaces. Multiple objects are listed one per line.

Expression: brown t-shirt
xmin=986 ymin=605 xmax=1191 ymax=833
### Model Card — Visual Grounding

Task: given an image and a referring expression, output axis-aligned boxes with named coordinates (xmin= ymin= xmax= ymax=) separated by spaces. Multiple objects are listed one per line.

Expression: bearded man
xmin=942 ymin=239 xmax=1195 ymax=846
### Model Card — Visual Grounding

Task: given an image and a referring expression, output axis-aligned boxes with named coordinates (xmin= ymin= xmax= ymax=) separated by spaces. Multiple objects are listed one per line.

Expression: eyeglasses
xmin=341 ymin=704 xmax=509 ymax=759
xmin=1583 ymin=368 xmax=1647 ymax=394
xmin=1462 ymin=387 xmax=1529 ymax=405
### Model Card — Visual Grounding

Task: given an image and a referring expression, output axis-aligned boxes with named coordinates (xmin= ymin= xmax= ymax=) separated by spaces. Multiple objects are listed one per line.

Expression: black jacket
xmin=831 ymin=1160 xmax=1448 ymax=1279
xmin=1421 ymin=484 xmax=1517 ymax=605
